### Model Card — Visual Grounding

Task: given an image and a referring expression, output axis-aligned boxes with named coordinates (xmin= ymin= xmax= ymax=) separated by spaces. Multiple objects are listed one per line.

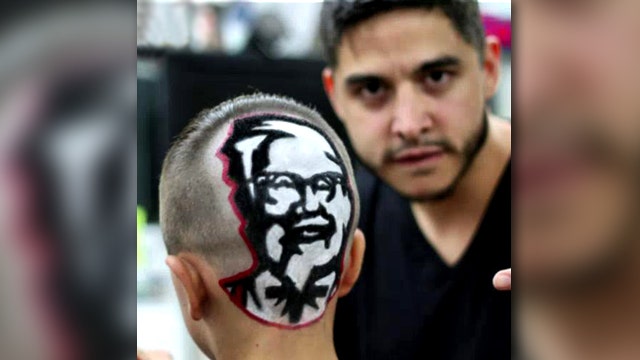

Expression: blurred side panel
xmin=0 ymin=2 xmax=136 ymax=360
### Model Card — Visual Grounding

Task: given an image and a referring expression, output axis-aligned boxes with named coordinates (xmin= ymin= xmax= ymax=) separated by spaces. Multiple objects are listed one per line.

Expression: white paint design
xmin=234 ymin=135 xmax=267 ymax=197
xmin=265 ymin=225 xmax=284 ymax=262
xmin=247 ymin=271 xmax=337 ymax=326
xmin=247 ymin=271 xmax=284 ymax=321
xmin=264 ymin=187 xmax=300 ymax=215
xmin=300 ymin=272 xmax=336 ymax=323
xmin=221 ymin=117 xmax=353 ymax=327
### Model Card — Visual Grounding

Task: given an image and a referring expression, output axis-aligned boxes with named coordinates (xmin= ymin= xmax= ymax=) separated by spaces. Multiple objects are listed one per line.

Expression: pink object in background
xmin=482 ymin=15 xmax=511 ymax=49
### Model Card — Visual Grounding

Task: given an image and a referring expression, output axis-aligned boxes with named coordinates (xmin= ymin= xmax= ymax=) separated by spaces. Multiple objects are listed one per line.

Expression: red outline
xmin=214 ymin=114 xmax=356 ymax=330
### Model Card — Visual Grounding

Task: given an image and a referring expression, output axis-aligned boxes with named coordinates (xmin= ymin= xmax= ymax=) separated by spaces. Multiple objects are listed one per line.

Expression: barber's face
xmin=254 ymin=135 xmax=351 ymax=266
xmin=327 ymin=8 xmax=495 ymax=200
xmin=516 ymin=0 xmax=640 ymax=289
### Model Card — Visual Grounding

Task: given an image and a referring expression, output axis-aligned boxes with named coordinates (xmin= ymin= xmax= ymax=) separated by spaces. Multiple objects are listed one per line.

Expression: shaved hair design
xmin=160 ymin=94 xmax=359 ymax=328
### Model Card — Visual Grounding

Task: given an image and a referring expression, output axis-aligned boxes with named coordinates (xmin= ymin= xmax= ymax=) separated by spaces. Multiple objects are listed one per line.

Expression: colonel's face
xmin=255 ymin=130 xmax=351 ymax=268
xmin=218 ymin=116 xmax=354 ymax=327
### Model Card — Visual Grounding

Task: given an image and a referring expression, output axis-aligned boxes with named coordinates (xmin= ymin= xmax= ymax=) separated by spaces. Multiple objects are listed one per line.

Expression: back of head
xmin=160 ymin=93 xmax=360 ymax=332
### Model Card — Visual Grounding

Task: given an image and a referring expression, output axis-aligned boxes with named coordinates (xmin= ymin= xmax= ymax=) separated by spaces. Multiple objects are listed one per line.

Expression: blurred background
xmin=0 ymin=2 xmax=135 ymax=360
xmin=136 ymin=1 xmax=511 ymax=359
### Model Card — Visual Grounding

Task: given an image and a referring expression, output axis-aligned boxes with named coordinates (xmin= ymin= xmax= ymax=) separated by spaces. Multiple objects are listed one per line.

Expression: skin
xmin=493 ymin=268 xmax=511 ymax=291
xmin=517 ymin=0 xmax=640 ymax=358
xmin=323 ymin=8 xmax=511 ymax=266
xmin=137 ymin=349 xmax=172 ymax=360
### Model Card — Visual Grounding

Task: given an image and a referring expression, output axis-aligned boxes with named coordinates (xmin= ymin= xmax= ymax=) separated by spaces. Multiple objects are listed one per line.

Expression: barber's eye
xmin=363 ymin=81 xmax=382 ymax=94
xmin=424 ymin=71 xmax=452 ymax=90
xmin=356 ymin=80 xmax=388 ymax=104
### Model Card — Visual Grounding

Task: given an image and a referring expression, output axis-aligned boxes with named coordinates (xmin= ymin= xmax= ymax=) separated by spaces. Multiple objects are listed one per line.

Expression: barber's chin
xmin=380 ymin=169 xmax=458 ymax=201
xmin=396 ymin=181 xmax=456 ymax=202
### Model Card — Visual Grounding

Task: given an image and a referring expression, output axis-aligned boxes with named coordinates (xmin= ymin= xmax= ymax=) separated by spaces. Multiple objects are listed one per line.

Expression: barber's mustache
xmin=383 ymin=138 xmax=456 ymax=163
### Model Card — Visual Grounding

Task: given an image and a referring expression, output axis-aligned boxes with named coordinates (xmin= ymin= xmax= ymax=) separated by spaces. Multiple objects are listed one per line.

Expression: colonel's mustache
xmin=250 ymin=205 xmax=338 ymax=250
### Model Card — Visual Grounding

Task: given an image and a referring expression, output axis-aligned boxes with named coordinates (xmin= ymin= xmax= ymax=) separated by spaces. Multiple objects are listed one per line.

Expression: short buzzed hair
xmin=159 ymin=93 xmax=359 ymax=275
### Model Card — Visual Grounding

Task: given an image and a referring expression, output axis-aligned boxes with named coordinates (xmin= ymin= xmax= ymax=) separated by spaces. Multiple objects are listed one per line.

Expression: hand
xmin=492 ymin=268 xmax=511 ymax=291
xmin=137 ymin=348 xmax=173 ymax=360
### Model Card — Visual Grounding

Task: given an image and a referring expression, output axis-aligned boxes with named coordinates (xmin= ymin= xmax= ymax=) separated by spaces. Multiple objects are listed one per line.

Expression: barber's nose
xmin=297 ymin=185 xmax=320 ymax=213
xmin=390 ymin=84 xmax=433 ymax=142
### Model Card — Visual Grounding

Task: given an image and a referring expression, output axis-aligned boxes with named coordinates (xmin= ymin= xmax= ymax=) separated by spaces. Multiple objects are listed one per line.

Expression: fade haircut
xmin=159 ymin=93 xmax=359 ymax=283
xmin=320 ymin=0 xmax=486 ymax=67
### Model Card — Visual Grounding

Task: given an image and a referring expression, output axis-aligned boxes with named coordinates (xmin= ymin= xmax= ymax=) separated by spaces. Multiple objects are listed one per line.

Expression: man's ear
xmin=337 ymin=229 xmax=366 ymax=297
xmin=322 ymin=67 xmax=340 ymax=116
xmin=166 ymin=255 xmax=208 ymax=321
xmin=482 ymin=35 xmax=502 ymax=100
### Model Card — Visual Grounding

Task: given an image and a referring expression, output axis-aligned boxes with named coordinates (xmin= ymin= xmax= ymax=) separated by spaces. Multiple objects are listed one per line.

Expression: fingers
xmin=137 ymin=348 xmax=149 ymax=360
xmin=492 ymin=268 xmax=511 ymax=291
xmin=137 ymin=349 xmax=173 ymax=360
xmin=146 ymin=351 xmax=173 ymax=360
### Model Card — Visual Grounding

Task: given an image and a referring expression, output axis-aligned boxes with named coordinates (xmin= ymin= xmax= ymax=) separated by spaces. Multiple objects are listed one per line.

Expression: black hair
xmin=320 ymin=0 xmax=486 ymax=67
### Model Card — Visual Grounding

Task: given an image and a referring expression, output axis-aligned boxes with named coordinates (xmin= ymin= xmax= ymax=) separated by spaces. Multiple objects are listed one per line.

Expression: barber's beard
xmin=400 ymin=112 xmax=489 ymax=202
xmin=426 ymin=113 xmax=487 ymax=201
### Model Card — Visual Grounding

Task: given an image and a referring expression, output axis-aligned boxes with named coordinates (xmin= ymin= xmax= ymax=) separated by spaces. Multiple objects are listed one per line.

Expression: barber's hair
xmin=159 ymin=93 xmax=359 ymax=273
xmin=320 ymin=0 xmax=486 ymax=67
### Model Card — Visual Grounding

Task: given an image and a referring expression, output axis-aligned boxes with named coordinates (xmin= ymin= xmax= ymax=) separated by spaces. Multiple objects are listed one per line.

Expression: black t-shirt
xmin=334 ymin=162 xmax=511 ymax=360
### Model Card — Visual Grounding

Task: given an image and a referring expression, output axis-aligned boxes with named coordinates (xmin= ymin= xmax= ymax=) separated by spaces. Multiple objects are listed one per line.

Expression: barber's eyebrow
xmin=344 ymin=74 xmax=383 ymax=87
xmin=414 ymin=56 xmax=461 ymax=76
xmin=344 ymin=55 xmax=462 ymax=87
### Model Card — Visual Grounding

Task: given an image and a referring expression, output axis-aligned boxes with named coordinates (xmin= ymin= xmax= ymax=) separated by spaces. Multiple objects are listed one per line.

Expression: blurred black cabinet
xmin=138 ymin=49 xmax=352 ymax=221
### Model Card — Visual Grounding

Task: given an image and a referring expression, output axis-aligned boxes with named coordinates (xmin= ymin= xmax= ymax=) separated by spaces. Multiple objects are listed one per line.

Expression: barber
xmin=319 ymin=1 xmax=511 ymax=359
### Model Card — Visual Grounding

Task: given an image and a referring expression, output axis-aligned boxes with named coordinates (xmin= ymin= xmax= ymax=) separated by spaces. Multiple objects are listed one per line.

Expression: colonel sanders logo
xmin=216 ymin=115 xmax=354 ymax=328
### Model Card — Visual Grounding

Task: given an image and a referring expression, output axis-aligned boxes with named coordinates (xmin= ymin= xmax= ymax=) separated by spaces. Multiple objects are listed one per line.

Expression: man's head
xmin=321 ymin=0 xmax=501 ymax=200
xmin=516 ymin=0 xmax=640 ymax=291
xmin=159 ymin=94 xmax=364 ymax=355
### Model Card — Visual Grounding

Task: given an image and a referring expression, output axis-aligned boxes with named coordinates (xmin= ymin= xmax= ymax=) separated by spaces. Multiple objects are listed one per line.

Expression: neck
xmin=205 ymin=315 xmax=338 ymax=360
xmin=520 ymin=246 xmax=640 ymax=360
xmin=410 ymin=114 xmax=510 ymax=264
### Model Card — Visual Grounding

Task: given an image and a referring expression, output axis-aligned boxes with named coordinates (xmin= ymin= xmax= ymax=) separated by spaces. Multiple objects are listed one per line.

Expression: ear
xmin=322 ymin=67 xmax=340 ymax=116
xmin=337 ymin=228 xmax=366 ymax=297
xmin=482 ymin=35 xmax=502 ymax=100
xmin=166 ymin=255 xmax=208 ymax=321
